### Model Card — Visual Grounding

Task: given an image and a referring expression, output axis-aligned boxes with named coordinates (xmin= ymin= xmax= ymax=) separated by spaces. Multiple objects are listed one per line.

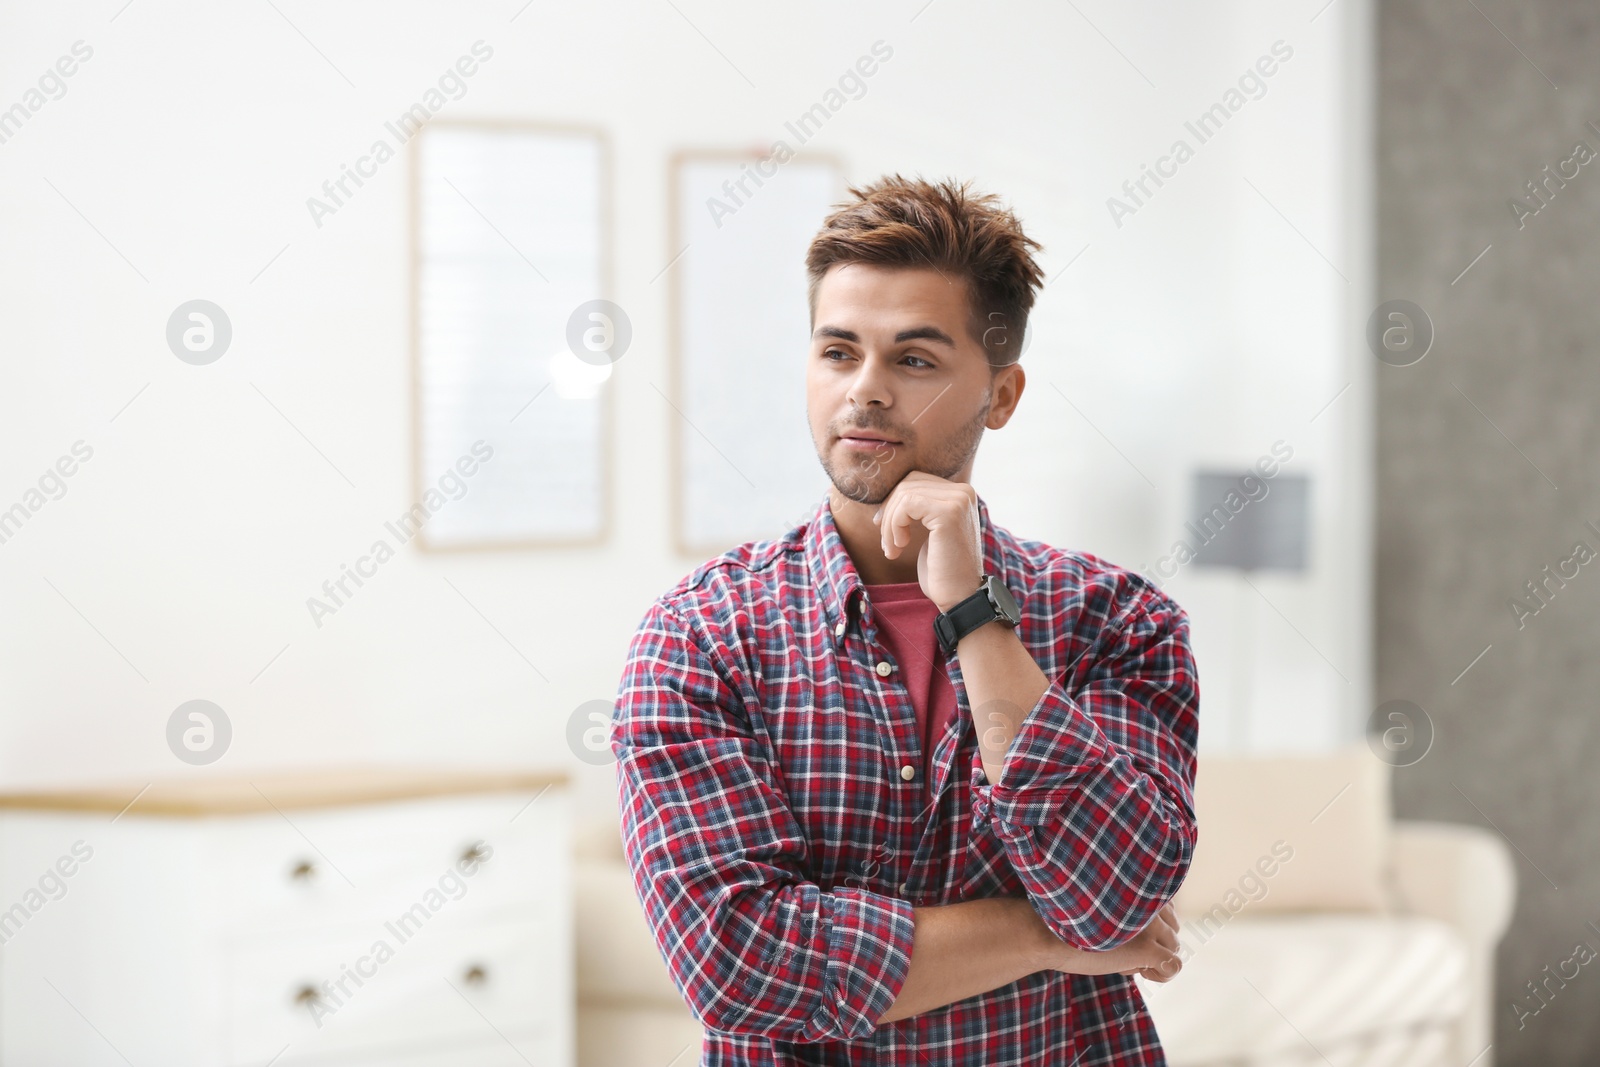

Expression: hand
xmin=1042 ymin=903 xmax=1184 ymax=983
xmin=870 ymin=473 xmax=983 ymax=612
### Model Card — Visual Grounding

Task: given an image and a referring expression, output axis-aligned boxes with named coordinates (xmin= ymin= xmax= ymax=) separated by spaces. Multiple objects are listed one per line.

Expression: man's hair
xmin=804 ymin=174 xmax=1046 ymax=371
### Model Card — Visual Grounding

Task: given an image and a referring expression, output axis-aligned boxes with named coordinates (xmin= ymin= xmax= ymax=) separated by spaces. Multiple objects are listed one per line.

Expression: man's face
xmin=806 ymin=263 xmax=1020 ymax=505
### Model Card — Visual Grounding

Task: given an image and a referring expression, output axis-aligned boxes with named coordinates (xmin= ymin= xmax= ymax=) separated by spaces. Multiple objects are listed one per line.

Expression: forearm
xmin=953 ymin=619 xmax=1048 ymax=785
xmin=958 ymin=610 xmax=1198 ymax=952
xmin=876 ymin=896 xmax=1054 ymax=1024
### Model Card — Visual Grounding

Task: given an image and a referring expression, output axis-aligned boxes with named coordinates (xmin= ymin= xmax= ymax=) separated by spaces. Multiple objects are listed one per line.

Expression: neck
xmin=828 ymin=486 xmax=931 ymax=586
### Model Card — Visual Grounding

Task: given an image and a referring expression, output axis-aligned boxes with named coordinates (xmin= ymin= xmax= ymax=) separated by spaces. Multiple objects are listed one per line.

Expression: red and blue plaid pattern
xmin=613 ymin=490 xmax=1200 ymax=1065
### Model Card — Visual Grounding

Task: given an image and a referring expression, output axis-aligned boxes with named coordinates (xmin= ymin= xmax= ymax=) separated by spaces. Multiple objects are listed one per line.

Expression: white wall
xmin=0 ymin=0 xmax=1371 ymax=819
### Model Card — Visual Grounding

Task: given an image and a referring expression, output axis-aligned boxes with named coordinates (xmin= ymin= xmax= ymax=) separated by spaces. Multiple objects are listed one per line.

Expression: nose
xmin=845 ymin=352 xmax=893 ymax=410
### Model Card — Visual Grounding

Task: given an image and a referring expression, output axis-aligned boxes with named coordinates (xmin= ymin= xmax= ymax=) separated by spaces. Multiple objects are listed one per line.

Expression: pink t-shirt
xmin=862 ymin=581 xmax=959 ymax=795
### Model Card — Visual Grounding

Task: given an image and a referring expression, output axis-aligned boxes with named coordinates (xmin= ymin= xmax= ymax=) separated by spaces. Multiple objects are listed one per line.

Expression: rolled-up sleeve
xmin=968 ymin=586 xmax=1199 ymax=952
xmin=612 ymin=598 xmax=915 ymax=1041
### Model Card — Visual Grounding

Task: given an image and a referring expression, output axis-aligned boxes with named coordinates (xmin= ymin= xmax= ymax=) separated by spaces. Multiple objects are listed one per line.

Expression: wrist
xmin=935 ymin=573 xmax=1022 ymax=656
xmin=933 ymin=582 xmax=978 ymax=615
xmin=1008 ymin=898 xmax=1065 ymax=972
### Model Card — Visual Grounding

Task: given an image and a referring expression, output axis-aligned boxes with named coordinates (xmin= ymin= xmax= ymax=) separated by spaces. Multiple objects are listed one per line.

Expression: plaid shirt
xmin=613 ymin=490 xmax=1200 ymax=1066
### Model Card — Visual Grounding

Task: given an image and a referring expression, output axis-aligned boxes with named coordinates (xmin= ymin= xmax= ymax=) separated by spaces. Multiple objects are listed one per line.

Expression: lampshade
xmin=1187 ymin=470 xmax=1311 ymax=572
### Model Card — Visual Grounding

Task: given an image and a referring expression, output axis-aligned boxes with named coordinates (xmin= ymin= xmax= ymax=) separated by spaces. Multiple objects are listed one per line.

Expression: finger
xmin=875 ymin=490 xmax=900 ymax=557
xmin=893 ymin=492 xmax=916 ymax=553
xmin=882 ymin=486 xmax=918 ymax=558
xmin=1140 ymin=921 xmax=1176 ymax=952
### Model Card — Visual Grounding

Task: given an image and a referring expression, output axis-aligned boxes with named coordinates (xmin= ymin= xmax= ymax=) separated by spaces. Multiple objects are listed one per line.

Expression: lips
xmin=837 ymin=431 xmax=900 ymax=444
xmin=837 ymin=433 xmax=900 ymax=456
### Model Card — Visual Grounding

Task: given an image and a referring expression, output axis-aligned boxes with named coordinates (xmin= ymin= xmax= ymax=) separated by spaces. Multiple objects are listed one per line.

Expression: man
xmin=613 ymin=174 xmax=1199 ymax=1065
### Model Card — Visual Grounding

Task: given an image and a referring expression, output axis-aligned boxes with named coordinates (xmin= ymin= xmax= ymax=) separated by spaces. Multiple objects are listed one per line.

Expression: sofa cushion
xmin=579 ymin=1004 xmax=704 ymax=1067
xmin=1136 ymin=913 xmax=1468 ymax=1066
xmin=1172 ymin=742 xmax=1396 ymax=918
xmin=574 ymin=863 xmax=690 ymax=1010
xmin=575 ymin=813 xmax=629 ymax=864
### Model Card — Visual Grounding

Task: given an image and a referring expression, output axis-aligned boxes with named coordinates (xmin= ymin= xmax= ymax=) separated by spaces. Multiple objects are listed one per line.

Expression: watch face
xmin=986 ymin=575 xmax=1021 ymax=623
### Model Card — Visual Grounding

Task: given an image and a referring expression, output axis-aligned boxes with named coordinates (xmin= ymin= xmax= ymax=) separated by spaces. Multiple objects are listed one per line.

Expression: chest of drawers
xmin=0 ymin=769 xmax=571 ymax=1066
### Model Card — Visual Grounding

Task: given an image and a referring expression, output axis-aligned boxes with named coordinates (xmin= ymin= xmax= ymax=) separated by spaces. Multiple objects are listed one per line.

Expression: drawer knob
xmin=459 ymin=842 xmax=490 ymax=867
xmin=293 ymin=984 xmax=323 ymax=1008
xmin=463 ymin=964 xmax=488 ymax=986
xmin=288 ymin=859 xmax=317 ymax=883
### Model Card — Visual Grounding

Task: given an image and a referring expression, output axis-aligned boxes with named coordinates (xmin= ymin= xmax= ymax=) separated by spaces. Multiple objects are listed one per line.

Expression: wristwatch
xmin=934 ymin=574 xmax=1021 ymax=655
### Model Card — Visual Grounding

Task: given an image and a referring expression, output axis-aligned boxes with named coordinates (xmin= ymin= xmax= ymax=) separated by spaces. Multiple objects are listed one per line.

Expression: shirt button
xmin=900 ymin=881 xmax=910 ymax=894
xmin=900 ymin=764 xmax=915 ymax=781
xmin=875 ymin=661 xmax=894 ymax=677
xmin=834 ymin=621 xmax=846 ymax=637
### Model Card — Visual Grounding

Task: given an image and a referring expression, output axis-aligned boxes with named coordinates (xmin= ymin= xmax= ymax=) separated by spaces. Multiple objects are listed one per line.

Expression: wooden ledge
xmin=0 ymin=766 xmax=570 ymax=817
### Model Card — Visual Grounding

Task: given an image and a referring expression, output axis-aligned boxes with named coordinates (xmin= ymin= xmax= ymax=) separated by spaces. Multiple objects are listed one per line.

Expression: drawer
xmin=209 ymin=791 xmax=568 ymax=936
xmin=332 ymin=1030 xmax=568 ymax=1066
xmin=224 ymin=911 xmax=567 ymax=1065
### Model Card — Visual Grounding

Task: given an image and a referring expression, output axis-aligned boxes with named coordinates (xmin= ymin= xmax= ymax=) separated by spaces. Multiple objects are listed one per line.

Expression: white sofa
xmin=574 ymin=822 xmax=705 ymax=1066
xmin=1138 ymin=819 xmax=1514 ymax=1066
xmin=575 ymin=746 xmax=1516 ymax=1067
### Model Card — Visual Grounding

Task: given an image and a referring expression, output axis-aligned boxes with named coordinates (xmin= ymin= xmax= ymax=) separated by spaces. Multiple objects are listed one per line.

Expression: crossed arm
xmin=883 ymin=584 xmax=1197 ymax=1021
xmin=877 ymin=895 xmax=1182 ymax=1024
xmin=612 ymin=584 xmax=1197 ymax=1039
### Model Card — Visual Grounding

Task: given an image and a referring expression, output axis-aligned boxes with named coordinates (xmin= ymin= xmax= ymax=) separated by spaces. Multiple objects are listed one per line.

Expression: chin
xmin=826 ymin=462 xmax=902 ymax=506
xmin=834 ymin=483 xmax=888 ymax=506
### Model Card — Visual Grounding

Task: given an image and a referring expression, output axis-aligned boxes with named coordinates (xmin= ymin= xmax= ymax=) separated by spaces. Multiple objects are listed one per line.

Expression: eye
xmin=820 ymin=347 xmax=933 ymax=368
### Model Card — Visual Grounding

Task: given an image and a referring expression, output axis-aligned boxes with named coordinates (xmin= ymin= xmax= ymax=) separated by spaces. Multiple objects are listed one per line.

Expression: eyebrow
xmin=812 ymin=324 xmax=956 ymax=348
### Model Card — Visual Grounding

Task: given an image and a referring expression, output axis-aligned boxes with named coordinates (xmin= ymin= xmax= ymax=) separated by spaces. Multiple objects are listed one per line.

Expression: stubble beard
xmin=819 ymin=393 xmax=991 ymax=506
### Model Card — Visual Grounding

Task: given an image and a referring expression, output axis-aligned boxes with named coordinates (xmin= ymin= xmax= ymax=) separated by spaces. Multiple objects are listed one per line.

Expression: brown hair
xmin=805 ymin=174 xmax=1045 ymax=370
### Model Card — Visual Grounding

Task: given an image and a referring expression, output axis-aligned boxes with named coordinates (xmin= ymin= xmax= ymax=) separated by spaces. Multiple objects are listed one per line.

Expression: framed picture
xmin=409 ymin=119 xmax=612 ymax=550
xmin=667 ymin=148 xmax=843 ymax=557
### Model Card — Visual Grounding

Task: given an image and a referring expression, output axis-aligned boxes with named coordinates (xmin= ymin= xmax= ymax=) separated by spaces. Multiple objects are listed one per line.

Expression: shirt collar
xmin=803 ymin=488 xmax=1012 ymax=650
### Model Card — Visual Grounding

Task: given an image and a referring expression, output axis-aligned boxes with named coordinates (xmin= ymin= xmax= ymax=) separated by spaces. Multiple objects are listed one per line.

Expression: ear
xmin=986 ymin=364 xmax=1025 ymax=430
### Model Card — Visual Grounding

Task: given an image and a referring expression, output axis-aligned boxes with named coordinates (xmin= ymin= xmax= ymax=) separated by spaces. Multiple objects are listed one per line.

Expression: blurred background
xmin=0 ymin=0 xmax=1593 ymax=1064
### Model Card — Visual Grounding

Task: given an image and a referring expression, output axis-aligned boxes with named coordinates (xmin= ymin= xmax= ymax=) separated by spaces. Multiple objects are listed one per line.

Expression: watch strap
xmin=935 ymin=578 xmax=1007 ymax=655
